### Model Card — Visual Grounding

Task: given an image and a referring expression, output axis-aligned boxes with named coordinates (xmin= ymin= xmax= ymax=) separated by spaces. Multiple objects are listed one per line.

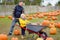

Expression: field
xmin=0 ymin=12 xmax=60 ymax=40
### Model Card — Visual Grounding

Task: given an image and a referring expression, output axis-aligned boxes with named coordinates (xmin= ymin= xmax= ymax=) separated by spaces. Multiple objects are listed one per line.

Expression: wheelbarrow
xmin=16 ymin=24 xmax=48 ymax=40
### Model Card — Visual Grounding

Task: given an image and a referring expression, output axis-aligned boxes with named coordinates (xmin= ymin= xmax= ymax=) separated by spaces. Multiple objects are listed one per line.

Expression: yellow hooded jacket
xmin=19 ymin=18 xmax=29 ymax=27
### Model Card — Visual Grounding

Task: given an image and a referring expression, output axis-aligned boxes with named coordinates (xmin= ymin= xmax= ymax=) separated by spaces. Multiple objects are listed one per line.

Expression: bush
xmin=14 ymin=0 xmax=19 ymax=4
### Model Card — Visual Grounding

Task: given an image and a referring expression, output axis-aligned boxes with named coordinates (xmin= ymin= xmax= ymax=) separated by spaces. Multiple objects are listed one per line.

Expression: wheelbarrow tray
xmin=26 ymin=24 xmax=45 ymax=32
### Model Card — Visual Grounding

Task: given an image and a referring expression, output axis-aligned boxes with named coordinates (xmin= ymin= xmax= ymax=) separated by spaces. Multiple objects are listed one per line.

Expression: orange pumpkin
xmin=51 ymin=16 xmax=57 ymax=20
xmin=50 ymin=27 xmax=57 ymax=35
xmin=46 ymin=37 xmax=54 ymax=40
xmin=0 ymin=34 xmax=8 ymax=40
xmin=33 ymin=14 xmax=37 ymax=18
xmin=50 ymin=22 xmax=55 ymax=25
xmin=0 ymin=16 xmax=5 ymax=18
xmin=48 ymin=13 xmax=52 ymax=16
xmin=42 ymin=20 xmax=50 ymax=26
xmin=26 ymin=14 xmax=29 ymax=17
xmin=47 ymin=16 xmax=51 ymax=18
xmin=8 ymin=16 xmax=12 ymax=20
xmin=55 ymin=22 xmax=60 ymax=28
xmin=11 ymin=37 xmax=18 ymax=40
xmin=43 ymin=13 xmax=48 ymax=16
xmin=44 ymin=17 xmax=51 ymax=20
xmin=27 ymin=16 xmax=33 ymax=20
xmin=14 ymin=29 xmax=20 ymax=35
xmin=38 ymin=14 xmax=44 ymax=18
xmin=36 ymin=12 xmax=40 ymax=15
xmin=49 ymin=24 xmax=55 ymax=28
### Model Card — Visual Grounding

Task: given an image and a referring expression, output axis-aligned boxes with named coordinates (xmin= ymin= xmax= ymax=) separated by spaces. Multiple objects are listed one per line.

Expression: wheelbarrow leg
xmin=39 ymin=31 xmax=48 ymax=40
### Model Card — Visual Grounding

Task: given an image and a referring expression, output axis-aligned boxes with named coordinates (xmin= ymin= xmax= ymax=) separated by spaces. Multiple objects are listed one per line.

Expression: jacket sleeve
xmin=13 ymin=6 xmax=16 ymax=18
xmin=22 ymin=8 xmax=24 ymax=13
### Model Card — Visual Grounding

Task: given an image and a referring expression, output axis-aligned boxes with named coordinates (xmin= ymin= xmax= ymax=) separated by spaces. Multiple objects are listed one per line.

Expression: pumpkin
xmin=44 ymin=17 xmax=50 ymax=20
xmin=42 ymin=20 xmax=50 ymax=26
xmin=33 ymin=14 xmax=37 ymax=18
xmin=48 ymin=13 xmax=52 ymax=16
xmin=51 ymin=16 xmax=57 ymax=20
xmin=0 ymin=16 xmax=5 ymax=18
xmin=14 ymin=29 xmax=20 ymax=35
xmin=47 ymin=16 xmax=51 ymax=18
xmin=55 ymin=22 xmax=60 ymax=28
xmin=38 ymin=14 xmax=44 ymax=18
xmin=8 ymin=16 xmax=12 ymax=20
xmin=36 ymin=12 xmax=40 ymax=15
xmin=50 ymin=27 xmax=57 ymax=35
xmin=46 ymin=37 xmax=54 ymax=40
xmin=27 ymin=16 xmax=33 ymax=20
xmin=0 ymin=34 xmax=8 ymax=40
xmin=43 ymin=13 xmax=48 ymax=16
xmin=49 ymin=24 xmax=55 ymax=28
xmin=11 ymin=37 xmax=18 ymax=40
xmin=26 ymin=14 xmax=29 ymax=17
xmin=36 ymin=38 xmax=43 ymax=40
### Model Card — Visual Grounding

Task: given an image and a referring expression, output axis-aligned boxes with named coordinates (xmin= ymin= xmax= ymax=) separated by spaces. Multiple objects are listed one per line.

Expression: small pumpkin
xmin=14 ymin=29 xmax=20 ymax=35
xmin=51 ymin=16 xmax=57 ymax=20
xmin=36 ymin=38 xmax=43 ymax=40
xmin=55 ymin=22 xmax=60 ymax=28
xmin=49 ymin=24 xmax=55 ymax=28
xmin=27 ymin=16 xmax=33 ymax=20
xmin=43 ymin=13 xmax=48 ymax=16
xmin=8 ymin=16 xmax=12 ymax=20
xmin=42 ymin=20 xmax=50 ymax=26
xmin=46 ymin=37 xmax=54 ymax=40
xmin=0 ymin=34 xmax=8 ymax=40
xmin=50 ymin=27 xmax=57 ymax=35
xmin=11 ymin=37 xmax=18 ymax=40
xmin=38 ymin=14 xmax=44 ymax=18
xmin=33 ymin=14 xmax=37 ymax=18
xmin=0 ymin=16 xmax=5 ymax=18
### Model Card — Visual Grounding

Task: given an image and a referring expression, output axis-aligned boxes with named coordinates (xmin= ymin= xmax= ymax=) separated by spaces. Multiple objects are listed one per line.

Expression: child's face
xmin=21 ymin=15 xmax=26 ymax=19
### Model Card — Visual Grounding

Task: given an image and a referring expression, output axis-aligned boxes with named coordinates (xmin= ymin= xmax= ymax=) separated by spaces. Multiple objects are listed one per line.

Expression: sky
xmin=41 ymin=0 xmax=60 ymax=6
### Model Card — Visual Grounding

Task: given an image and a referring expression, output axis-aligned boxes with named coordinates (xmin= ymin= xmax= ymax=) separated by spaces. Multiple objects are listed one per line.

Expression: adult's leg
xmin=8 ymin=19 xmax=17 ymax=35
xmin=17 ymin=19 xmax=20 ymax=25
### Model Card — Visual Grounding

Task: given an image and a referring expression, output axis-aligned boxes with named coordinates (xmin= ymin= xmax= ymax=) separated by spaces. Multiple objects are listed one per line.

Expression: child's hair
xmin=21 ymin=14 xmax=26 ymax=18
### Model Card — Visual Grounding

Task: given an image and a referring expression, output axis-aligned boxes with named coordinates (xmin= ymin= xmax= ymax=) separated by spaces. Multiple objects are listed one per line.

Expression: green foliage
xmin=25 ymin=0 xmax=42 ymax=5
xmin=14 ymin=0 xmax=19 ymax=4
xmin=57 ymin=1 xmax=60 ymax=5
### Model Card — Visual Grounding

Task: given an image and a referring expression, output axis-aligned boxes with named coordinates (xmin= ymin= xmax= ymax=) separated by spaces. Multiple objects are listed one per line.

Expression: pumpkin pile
xmin=25 ymin=10 xmax=60 ymax=35
xmin=26 ymin=10 xmax=60 ymax=20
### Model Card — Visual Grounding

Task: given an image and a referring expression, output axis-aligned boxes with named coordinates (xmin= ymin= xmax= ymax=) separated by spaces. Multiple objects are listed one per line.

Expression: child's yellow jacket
xmin=19 ymin=18 xmax=29 ymax=27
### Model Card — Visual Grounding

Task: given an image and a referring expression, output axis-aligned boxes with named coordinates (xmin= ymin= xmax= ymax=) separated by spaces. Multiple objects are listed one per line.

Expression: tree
xmin=14 ymin=0 xmax=19 ymax=4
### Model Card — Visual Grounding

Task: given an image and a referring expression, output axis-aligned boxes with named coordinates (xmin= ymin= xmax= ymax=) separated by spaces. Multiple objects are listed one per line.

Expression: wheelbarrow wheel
xmin=39 ymin=31 xmax=48 ymax=40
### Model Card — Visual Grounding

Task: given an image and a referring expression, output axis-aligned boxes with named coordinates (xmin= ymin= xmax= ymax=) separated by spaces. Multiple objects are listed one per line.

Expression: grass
xmin=0 ymin=16 xmax=60 ymax=40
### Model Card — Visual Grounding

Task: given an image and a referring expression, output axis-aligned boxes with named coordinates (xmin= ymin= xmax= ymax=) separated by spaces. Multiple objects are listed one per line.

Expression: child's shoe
xmin=21 ymin=35 xmax=25 ymax=39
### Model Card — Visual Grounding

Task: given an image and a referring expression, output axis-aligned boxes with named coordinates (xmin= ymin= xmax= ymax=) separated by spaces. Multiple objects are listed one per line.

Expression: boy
xmin=19 ymin=14 xmax=30 ymax=38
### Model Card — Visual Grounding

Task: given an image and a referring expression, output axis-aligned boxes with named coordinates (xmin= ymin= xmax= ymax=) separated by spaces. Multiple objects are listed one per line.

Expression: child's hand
xmin=12 ymin=18 xmax=15 ymax=20
xmin=31 ymin=23 xmax=37 ymax=25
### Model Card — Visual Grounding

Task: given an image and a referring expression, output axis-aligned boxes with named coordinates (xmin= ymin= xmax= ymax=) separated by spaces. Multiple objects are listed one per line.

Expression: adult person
xmin=8 ymin=1 xmax=24 ymax=35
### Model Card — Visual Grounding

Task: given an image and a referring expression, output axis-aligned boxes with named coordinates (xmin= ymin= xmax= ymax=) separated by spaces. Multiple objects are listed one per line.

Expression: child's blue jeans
xmin=21 ymin=27 xmax=26 ymax=36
